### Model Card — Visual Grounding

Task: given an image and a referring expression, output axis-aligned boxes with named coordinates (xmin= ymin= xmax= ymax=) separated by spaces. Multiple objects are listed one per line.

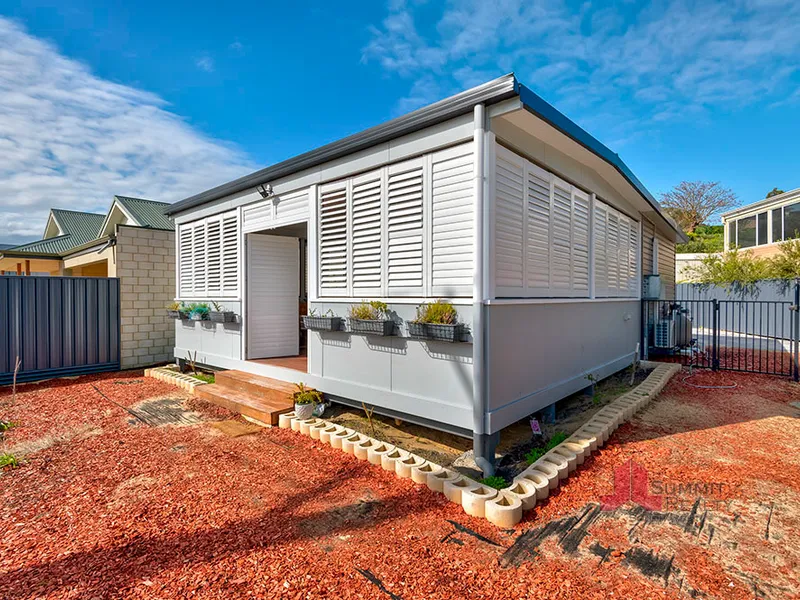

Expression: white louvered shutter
xmin=206 ymin=217 xmax=222 ymax=296
xmin=318 ymin=181 xmax=349 ymax=296
xmin=572 ymin=189 xmax=591 ymax=294
xmin=387 ymin=158 xmax=425 ymax=295
xmin=191 ymin=222 xmax=206 ymax=295
xmin=179 ymin=224 xmax=194 ymax=297
xmin=431 ymin=145 xmax=473 ymax=296
xmin=221 ymin=213 xmax=239 ymax=296
xmin=351 ymin=170 xmax=383 ymax=295
xmin=525 ymin=162 xmax=551 ymax=295
xmin=551 ymin=178 xmax=573 ymax=293
xmin=626 ymin=218 xmax=639 ymax=296
xmin=494 ymin=146 xmax=525 ymax=294
xmin=607 ymin=211 xmax=620 ymax=296
xmin=593 ymin=204 xmax=609 ymax=297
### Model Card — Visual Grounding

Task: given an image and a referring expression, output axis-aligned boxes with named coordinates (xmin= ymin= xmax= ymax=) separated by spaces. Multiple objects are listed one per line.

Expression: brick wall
xmin=115 ymin=226 xmax=175 ymax=369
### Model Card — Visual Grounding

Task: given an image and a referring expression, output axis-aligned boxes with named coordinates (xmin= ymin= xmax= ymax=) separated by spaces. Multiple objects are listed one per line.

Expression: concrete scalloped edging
xmin=277 ymin=361 xmax=681 ymax=528
xmin=144 ymin=366 xmax=208 ymax=392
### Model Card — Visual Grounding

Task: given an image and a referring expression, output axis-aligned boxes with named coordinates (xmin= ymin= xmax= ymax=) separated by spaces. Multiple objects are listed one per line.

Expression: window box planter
xmin=166 ymin=309 xmax=187 ymax=320
xmin=348 ymin=318 xmax=395 ymax=336
xmin=209 ymin=311 xmax=236 ymax=323
xmin=408 ymin=321 xmax=464 ymax=342
xmin=303 ymin=315 xmax=343 ymax=331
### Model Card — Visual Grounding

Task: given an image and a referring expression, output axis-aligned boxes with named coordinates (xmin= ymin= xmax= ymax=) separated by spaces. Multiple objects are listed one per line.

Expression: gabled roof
xmin=114 ymin=196 xmax=174 ymax=231
xmin=163 ymin=73 xmax=684 ymax=240
xmin=7 ymin=234 xmax=76 ymax=255
xmin=10 ymin=209 xmax=105 ymax=254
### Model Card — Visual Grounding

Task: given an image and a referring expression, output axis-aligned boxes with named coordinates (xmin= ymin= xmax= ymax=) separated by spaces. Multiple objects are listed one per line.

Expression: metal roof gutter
xmin=513 ymin=80 xmax=687 ymax=243
xmin=164 ymin=74 xmax=518 ymax=216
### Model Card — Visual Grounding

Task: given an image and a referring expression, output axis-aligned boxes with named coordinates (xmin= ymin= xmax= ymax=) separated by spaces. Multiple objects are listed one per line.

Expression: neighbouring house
xmin=0 ymin=196 xmax=175 ymax=370
xmin=164 ymin=74 xmax=685 ymax=473
xmin=722 ymin=187 xmax=800 ymax=258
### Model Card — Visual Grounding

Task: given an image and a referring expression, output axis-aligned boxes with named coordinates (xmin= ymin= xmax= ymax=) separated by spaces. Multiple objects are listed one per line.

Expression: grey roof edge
xmin=164 ymin=73 xmax=518 ymax=216
xmin=163 ymin=73 xmax=684 ymax=242
xmin=720 ymin=187 xmax=800 ymax=220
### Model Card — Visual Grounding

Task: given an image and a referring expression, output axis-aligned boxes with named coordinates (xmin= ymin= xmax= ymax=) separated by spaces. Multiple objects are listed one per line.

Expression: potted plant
xmin=166 ymin=301 xmax=187 ymax=319
xmin=347 ymin=301 xmax=394 ymax=336
xmin=209 ymin=301 xmax=236 ymax=323
xmin=293 ymin=382 xmax=323 ymax=420
xmin=303 ymin=308 xmax=343 ymax=332
xmin=187 ymin=302 xmax=210 ymax=321
xmin=408 ymin=299 xmax=464 ymax=342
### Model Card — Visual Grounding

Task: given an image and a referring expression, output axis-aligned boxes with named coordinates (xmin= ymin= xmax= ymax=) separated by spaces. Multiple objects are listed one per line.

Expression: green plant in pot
xmin=293 ymin=382 xmax=323 ymax=419
xmin=347 ymin=300 xmax=394 ymax=336
xmin=408 ymin=299 xmax=463 ymax=342
xmin=166 ymin=301 xmax=187 ymax=319
xmin=187 ymin=302 xmax=210 ymax=321
xmin=209 ymin=301 xmax=236 ymax=323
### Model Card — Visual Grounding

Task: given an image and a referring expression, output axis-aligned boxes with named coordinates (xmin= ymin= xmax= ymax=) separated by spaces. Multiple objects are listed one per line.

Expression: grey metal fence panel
xmin=0 ymin=276 xmax=120 ymax=385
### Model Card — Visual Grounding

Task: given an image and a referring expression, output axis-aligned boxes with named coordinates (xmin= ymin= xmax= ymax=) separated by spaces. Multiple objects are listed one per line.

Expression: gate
xmin=0 ymin=276 xmax=120 ymax=385
xmin=642 ymin=282 xmax=800 ymax=380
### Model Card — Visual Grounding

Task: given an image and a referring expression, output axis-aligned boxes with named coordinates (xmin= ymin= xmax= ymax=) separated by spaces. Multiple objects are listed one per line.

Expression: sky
xmin=1 ymin=0 xmax=799 ymax=245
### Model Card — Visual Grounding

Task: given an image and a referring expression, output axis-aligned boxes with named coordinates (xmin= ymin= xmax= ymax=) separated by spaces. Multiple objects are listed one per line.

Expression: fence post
xmin=794 ymin=281 xmax=800 ymax=382
xmin=712 ymin=299 xmax=720 ymax=371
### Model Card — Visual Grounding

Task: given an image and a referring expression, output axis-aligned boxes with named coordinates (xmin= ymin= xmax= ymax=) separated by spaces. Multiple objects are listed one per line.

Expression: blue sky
xmin=1 ymin=0 xmax=799 ymax=244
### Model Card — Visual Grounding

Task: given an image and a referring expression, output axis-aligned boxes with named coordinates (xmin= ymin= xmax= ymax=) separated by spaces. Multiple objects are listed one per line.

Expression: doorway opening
xmin=245 ymin=221 xmax=308 ymax=373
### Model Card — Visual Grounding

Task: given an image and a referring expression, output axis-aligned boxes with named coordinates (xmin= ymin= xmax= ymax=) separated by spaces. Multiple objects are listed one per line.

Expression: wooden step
xmin=195 ymin=383 xmax=293 ymax=426
xmin=214 ymin=370 xmax=298 ymax=399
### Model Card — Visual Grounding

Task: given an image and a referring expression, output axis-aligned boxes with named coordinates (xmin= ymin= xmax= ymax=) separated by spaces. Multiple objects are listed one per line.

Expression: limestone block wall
xmin=115 ymin=225 xmax=175 ymax=369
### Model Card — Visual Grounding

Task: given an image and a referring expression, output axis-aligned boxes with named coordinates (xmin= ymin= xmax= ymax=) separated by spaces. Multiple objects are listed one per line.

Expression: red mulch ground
xmin=1 ymin=369 xmax=798 ymax=599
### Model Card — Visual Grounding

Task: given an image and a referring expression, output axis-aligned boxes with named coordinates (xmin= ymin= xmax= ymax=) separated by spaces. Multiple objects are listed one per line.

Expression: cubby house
xmin=164 ymin=74 xmax=683 ymax=474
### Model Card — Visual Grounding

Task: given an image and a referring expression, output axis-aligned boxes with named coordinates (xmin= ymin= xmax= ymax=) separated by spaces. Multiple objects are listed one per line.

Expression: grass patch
xmin=479 ymin=475 xmax=509 ymax=490
xmin=525 ymin=430 xmax=568 ymax=465
xmin=189 ymin=372 xmax=215 ymax=384
xmin=0 ymin=453 xmax=20 ymax=469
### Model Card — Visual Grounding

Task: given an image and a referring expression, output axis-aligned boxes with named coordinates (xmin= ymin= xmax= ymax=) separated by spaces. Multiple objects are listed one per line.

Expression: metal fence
xmin=0 ymin=276 xmax=120 ymax=385
xmin=643 ymin=282 xmax=800 ymax=380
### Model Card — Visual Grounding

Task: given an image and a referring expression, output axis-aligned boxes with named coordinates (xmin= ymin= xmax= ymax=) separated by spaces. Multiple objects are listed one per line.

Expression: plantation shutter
xmin=221 ymin=213 xmax=239 ymax=296
xmin=318 ymin=181 xmax=349 ymax=296
xmin=206 ymin=218 xmax=222 ymax=296
xmin=627 ymin=221 xmax=639 ymax=296
xmin=525 ymin=162 xmax=551 ymax=295
xmin=351 ymin=169 xmax=383 ymax=295
xmin=177 ymin=211 xmax=240 ymax=299
xmin=593 ymin=204 xmax=609 ymax=297
xmin=494 ymin=145 xmax=525 ymax=294
xmin=572 ymin=189 xmax=591 ymax=294
xmin=179 ymin=224 xmax=194 ymax=297
xmin=551 ymin=178 xmax=573 ymax=292
xmin=429 ymin=145 xmax=474 ymax=296
xmin=387 ymin=157 xmax=425 ymax=295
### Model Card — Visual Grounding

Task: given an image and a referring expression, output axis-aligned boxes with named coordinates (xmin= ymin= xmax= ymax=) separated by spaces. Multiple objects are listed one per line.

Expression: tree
xmin=660 ymin=181 xmax=738 ymax=234
xmin=766 ymin=187 xmax=785 ymax=198
xmin=676 ymin=224 xmax=724 ymax=253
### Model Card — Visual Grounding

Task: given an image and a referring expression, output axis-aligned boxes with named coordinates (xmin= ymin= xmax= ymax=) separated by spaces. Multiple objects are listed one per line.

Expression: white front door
xmin=246 ymin=234 xmax=299 ymax=359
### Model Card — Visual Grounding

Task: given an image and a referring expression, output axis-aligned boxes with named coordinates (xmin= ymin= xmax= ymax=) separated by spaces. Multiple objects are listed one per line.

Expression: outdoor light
xmin=257 ymin=184 xmax=273 ymax=199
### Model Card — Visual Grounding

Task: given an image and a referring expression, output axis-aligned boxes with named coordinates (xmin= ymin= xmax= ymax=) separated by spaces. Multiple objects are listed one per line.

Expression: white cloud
xmin=0 ymin=18 xmax=255 ymax=245
xmin=195 ymin=55 xmax=214 ymax=72
xmin=364 ymin=0 xmax=800 ymax=140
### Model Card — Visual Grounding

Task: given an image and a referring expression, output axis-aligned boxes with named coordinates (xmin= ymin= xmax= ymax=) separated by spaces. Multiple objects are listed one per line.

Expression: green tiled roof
xmin=7 ymin=234 xmax=76 ymax=254
xmin=51 ymin=209 xmax=106 ymax=245
xmin=115 ymin=196 xmax=174 ymax=231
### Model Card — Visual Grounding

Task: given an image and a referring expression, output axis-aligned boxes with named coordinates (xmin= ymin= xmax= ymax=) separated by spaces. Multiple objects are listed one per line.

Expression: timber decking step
xmin=195 ymin=375 xmax=294 ymax=426
xmin=214 ymin=370 xmax=297 ymax=399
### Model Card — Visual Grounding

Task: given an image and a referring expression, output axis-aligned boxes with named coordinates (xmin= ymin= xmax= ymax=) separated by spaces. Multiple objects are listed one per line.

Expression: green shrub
xmin=0 ymin=453 xmax=19 ymax=469
xmin=525 ymin=431 xmax=568 ymax=465
xmin=348 ymin=300 xmax=389 ymax=320
xmin=414 ymin=299 xmax=458 ymax=324
xmin=479 ymin=475 xmax=509 ymax=490
xmin=293 ymin=382 xmax=324 ymax=405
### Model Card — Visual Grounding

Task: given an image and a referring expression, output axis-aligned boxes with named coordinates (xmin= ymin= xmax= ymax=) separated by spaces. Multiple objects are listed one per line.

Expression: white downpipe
xmin=472 ymin=104 xmax=487 ymax=440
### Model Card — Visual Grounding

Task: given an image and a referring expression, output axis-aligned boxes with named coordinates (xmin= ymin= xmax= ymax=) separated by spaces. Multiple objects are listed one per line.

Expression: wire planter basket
xmin=348 ymin=318 xmax=395 ymax=336
xmin=407 ymin=321 xmax=464 ymax=343
xmin=209 ymin=311 xmax=236 ymax=323
xmin=303 ymin=315 xmax=344 ymax=332
xmin=166 ymin=309 xmax=186 ymax=320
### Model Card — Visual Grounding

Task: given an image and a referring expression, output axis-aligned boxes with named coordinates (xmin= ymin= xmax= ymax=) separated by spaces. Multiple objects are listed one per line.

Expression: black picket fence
xmin=642 ymin=282 xmax=800 ymax=380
